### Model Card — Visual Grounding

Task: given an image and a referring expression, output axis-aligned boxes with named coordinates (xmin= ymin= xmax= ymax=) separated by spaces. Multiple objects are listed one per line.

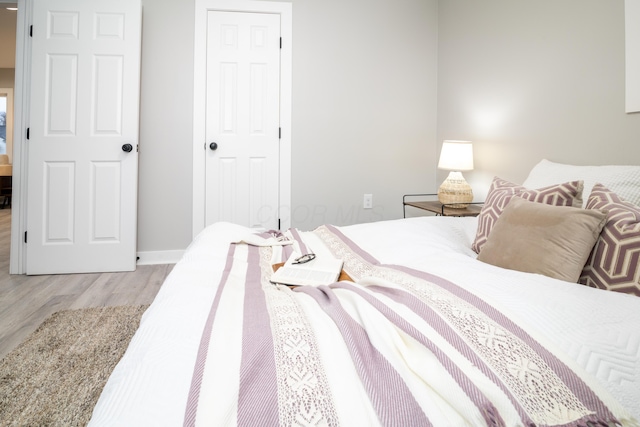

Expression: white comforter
xmin=89 ymin=217 xmax=640 ymax=425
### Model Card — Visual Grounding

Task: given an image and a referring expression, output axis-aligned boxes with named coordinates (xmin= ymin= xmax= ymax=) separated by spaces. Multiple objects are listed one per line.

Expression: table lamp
xmin=437 ymin=140 xmax=474 ymax=208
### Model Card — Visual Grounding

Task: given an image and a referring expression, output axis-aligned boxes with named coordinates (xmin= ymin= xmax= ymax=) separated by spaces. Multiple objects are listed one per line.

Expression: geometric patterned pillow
xmin=472 ymin=177 xmax=584 ymax=253
xmin=579 ymin=183 xmax=640 ymax=296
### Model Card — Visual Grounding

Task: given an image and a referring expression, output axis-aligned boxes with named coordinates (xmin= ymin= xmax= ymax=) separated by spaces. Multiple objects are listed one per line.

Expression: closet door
xmin=204 ymin=11 xmax=281 ymax=230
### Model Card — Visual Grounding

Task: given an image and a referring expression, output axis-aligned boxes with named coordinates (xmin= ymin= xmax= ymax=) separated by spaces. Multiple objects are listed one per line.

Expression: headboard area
xmin=521 ymin=159 xmax=640 ymax=207
xmin=473 ymin=159 xmax=640 ymax=296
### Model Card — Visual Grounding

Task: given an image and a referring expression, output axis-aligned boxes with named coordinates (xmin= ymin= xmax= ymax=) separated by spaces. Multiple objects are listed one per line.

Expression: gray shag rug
xmin=0 ymin=305 xmax=148 ymax=427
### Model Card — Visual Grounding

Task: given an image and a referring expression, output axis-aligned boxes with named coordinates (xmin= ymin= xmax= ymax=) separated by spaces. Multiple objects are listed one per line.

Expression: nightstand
xmin=403 ymin=194 xmax=482 ymax=218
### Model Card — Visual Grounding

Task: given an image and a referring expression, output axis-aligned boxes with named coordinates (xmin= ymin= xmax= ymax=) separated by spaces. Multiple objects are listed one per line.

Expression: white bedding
xmin=89 ymin=217 xmax=640 ymax=425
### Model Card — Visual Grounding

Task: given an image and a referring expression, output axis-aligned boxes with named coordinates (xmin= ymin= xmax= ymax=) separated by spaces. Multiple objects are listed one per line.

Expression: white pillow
xmin=522 ymin=159 xmax=640 ymax=207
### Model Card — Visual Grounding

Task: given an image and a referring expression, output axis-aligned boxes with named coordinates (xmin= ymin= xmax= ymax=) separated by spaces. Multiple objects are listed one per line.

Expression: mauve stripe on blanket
xmin=288 ymin=228 xmax=310 ymax=256
xmin=237 ymin=245 xmax=279 ymax=426
xmin=184 ymin=245 xmax=238 ymax=427
xmin=333 ymin=281 xmax=509 ymax=427
xmin=296 ymin=285 xmax=433 ymax=427
xmin=368 ymin=282 xmax=532 ymax=424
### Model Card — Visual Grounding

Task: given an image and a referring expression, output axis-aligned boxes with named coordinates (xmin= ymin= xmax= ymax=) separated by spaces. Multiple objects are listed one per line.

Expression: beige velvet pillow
xmin=477 ymin=197 xmax=607 ymax=283
xmin=472 ymin=177 xmax=583 ymax=253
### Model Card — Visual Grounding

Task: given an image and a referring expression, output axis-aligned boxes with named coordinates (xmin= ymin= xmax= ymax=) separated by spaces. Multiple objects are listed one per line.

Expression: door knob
xmin=122 ymin=143 xmax=133 ymax=152
xmin=209 ymin=142 xmax=218 ymax=151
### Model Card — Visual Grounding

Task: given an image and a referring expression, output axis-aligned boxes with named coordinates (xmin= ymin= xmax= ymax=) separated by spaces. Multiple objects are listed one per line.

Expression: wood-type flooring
xmin=0 ymin=208 xmax=173 ymax=360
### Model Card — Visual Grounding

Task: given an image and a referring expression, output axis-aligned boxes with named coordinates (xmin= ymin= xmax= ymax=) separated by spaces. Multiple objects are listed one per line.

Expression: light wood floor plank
xmin=0 ymin=208 xmax=174 ymax=360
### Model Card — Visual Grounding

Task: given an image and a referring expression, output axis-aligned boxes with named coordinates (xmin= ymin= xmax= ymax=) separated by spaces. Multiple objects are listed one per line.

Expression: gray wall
xmin=0 ymin=69 xmax=14 ymax=88
xmin=437 ymin=0 xmax=640 ymax=200
xmin=136 ymin=0 xmax=439 ymax=254
xmin=7 ymin=0 xmax=639 ymax=256
xmin=290 ymin=0 xmax=438 ymax=229
xmin=136 ymin=1 xmax=196 ymax=255
xmin=0 ymin=7 xmax=16 ymax=69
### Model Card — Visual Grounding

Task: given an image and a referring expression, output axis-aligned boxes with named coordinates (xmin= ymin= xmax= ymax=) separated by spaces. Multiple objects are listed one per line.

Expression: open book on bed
xmin=270 ymin=252 xmax=343 ymax=287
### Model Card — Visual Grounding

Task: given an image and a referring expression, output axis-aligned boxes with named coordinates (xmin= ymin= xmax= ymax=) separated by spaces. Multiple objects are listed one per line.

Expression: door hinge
xmin=280 ymin=37 xmax=282 ymax=49
xmin=279 ymin=127 xmax=281 ymax=139
xmin=24 ymin=231 xmax=27 ymax=243
xmin=30 ymin=25 xmax=33 ymax=37
xmin=26 ymin=128 xmax=30 ymax=140
xmin=278 ymin=218 xmax=281 ymax=230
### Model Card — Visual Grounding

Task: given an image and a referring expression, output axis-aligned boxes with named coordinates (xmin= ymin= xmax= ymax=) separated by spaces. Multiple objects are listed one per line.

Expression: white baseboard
xmin=136 ymin=249 xmax=184 ymax=265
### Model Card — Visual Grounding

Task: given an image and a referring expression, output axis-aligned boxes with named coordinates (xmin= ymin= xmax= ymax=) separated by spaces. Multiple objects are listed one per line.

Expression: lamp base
xmin=437 ymin=171 xmax=473 ymax=208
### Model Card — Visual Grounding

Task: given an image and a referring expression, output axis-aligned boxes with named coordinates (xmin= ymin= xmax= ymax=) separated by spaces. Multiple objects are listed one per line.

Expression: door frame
xmin=5 ymin=0 xmax=32 ymax=274
xmin=192 ymin=0 xmax=292 ymax=239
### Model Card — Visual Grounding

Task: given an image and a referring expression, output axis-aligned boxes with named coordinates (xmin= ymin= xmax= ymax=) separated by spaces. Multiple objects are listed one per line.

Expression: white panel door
xmin=26 ymin=0 xmax=141 ymax=274
xmin=205 ymin=11 xmax=281 ymax=230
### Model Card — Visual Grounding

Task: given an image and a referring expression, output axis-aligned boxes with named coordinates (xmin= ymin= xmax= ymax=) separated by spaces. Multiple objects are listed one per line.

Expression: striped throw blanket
xmin=184 ymin=225 xmax=636 ymax=427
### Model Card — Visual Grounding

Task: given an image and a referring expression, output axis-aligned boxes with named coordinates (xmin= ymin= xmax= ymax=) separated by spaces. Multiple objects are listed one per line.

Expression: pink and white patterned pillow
xmin=580 ymin=183 xmax=640 ymax=296
xmin=472 ymin=177 xmax=584 ymax=253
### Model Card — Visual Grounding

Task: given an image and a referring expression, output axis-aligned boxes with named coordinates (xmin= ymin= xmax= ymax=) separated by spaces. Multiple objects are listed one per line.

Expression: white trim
xmin=9 ymin=0 xmax=32 ymax=274
xmin=192 ymin=0 xmax=292 ymax=239
xmin=136 ymin=250 xmax=184 ymax=266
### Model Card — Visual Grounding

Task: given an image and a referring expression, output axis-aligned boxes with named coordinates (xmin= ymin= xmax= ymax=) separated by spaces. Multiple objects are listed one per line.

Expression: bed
xmin=89 ymin=160 xmax=640 ymax=426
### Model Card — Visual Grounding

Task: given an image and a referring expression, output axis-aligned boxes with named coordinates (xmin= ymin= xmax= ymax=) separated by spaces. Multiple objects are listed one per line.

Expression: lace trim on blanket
xmin=259 ymin=247 xmax=340 ymax=427
xmin=313 ymin=225 xmax=592 ymax=426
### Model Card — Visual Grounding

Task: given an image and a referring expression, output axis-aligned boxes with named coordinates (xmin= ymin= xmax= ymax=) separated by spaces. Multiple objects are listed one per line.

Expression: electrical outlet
xmin=363 ymin=194 xmax=373 ymax=209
